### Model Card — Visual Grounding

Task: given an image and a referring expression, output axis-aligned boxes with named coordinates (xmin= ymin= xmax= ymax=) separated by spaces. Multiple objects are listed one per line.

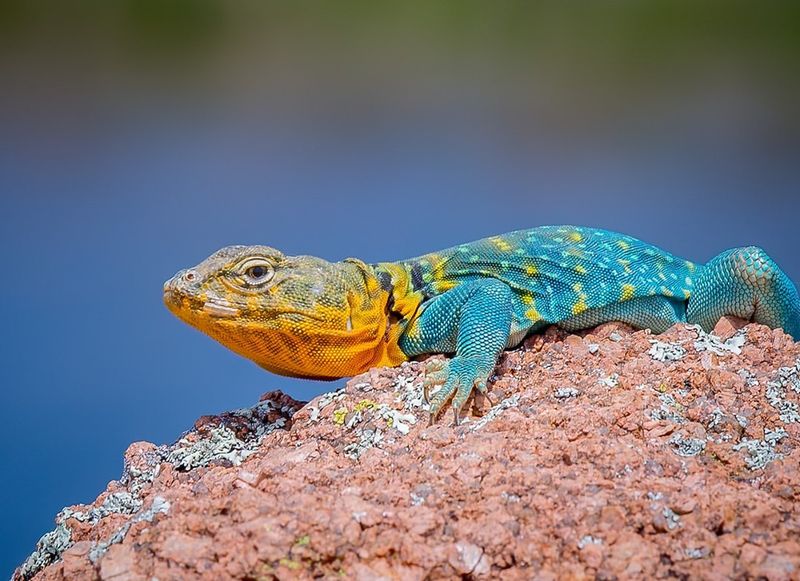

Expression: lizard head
xmin=163 ymin=245 xmax=408 ymax=379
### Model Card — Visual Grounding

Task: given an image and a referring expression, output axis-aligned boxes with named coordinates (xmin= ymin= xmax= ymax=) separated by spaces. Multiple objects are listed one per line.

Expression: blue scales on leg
xmin=398 ymin=279 xmax=514 ymax=424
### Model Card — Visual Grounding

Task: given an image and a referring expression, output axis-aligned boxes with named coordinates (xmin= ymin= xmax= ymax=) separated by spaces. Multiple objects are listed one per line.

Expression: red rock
xmin=60 ymin=541 xmax=96 ymax=580
xmin=14 ymin=323 xmax=800 ymax=580
xmin=713 ymin=316 xmax=749 ymax=340
xmin=98 ymin=544 xmax=143 ymax=581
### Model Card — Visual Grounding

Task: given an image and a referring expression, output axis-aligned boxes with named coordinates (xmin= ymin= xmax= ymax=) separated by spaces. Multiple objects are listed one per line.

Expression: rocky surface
xmin=15 ymin=319 xmax=800 ymax=580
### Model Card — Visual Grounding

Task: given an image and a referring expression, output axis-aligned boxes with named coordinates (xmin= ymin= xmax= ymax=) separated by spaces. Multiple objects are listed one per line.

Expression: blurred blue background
xmin=1 ymin=1 xmax=799 ymax=575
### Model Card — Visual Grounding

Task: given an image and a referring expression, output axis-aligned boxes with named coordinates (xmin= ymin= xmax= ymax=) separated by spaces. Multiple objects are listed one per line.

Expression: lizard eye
xmin=242 ymin=261 xmax=275 ymax=286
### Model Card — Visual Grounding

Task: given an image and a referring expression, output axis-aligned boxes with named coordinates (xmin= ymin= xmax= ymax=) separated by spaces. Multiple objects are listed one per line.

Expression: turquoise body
xmin=381 ymin=225 xmax=800 ymax=422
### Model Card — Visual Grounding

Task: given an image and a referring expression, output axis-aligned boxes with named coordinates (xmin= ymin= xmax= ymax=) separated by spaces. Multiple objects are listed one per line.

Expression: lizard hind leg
xmin=688 ymin=247 xmax=800 ymax=339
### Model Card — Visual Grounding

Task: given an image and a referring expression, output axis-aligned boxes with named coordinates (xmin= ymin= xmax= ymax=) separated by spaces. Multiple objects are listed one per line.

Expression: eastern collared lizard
xmin=164 ymin=226 xmax=800 ymax=424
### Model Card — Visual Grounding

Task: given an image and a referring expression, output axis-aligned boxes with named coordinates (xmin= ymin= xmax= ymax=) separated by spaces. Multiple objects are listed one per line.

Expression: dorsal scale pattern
xmin=399 ymin=225 xmax=696 ymax=330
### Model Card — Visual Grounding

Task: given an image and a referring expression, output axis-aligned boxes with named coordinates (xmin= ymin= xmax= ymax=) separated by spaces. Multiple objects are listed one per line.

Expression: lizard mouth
xmin=202 ymin=299 xmax=239 ymax=318
xmin=163 ymin=288 xmax=240 ymax=319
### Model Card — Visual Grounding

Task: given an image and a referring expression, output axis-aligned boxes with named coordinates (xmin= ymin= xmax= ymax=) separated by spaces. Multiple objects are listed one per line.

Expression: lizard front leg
xmin=399 ymin=278 xmax=514 ymax=425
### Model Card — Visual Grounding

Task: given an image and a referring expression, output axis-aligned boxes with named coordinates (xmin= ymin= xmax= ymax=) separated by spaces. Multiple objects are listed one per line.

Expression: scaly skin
xmin=164 ymin=226 xmax=800 ymax=424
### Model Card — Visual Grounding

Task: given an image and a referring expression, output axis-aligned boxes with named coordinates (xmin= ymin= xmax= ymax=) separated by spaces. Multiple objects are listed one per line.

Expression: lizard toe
xmin=427 ymin=356 xmax=494 ymax=425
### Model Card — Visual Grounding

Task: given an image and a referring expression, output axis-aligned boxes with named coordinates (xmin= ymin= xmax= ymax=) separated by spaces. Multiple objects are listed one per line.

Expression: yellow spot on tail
xmin=489 ymin=237 xmax=513 ymax=252
xmin=572 ymin=283 xmax=583 ymax=292
xmin=616 ymin=240 xmax=631 ymax=251
xmin=568 ymin=231 xmax=583 ymax=242
xmin=683 ymin=289 xmax=691 ymax=299
xmin=572 ymin=295 xmax=588 ymax=315
xmin=525 ymin=264 xmax=538 ymax=276
xmin=574 ymin=264 xmax=587 ymax=275
xmin=522 ymin=294 xmax=534 ymax=305
xmin=617 ymin=259 xmax=632 ymax=274
xmin=621 ymin=284 xmax=636 ymax=301
xmin=658 ymin=272 xmax=667 ymax=281
xmin=686 ymin=261 xmax=696 ymax=272
xmin=660 ymin=286 xmax=674 ymax=297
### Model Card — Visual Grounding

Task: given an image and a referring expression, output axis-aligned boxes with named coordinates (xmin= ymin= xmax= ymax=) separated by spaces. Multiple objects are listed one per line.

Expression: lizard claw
xmin=423 ymin=359 xmax=449 ymax=404
xmin=475 ymin=380 xmax=495 ymax=407
xmin=425 ymin=355 xmax=494 ymax=425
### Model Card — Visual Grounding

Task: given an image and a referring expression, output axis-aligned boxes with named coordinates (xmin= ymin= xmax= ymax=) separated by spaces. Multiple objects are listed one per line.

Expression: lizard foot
xmin=424 ymin=356 xmax=493 ymax=426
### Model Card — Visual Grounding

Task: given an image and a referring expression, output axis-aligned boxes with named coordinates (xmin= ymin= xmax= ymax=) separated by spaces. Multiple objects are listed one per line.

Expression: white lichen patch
xmin=692 ymin=326 xmax=746 ymax=356
xmin=669 ymin=433 xmax=706 ymax=457
xmin=662 ymin=507 xmax=681 ymax=530
xmin=309 ymin=387 xmax=348 ymax=421
xmin=598 ymin=373 xmax=620 ymax=388
xmin=59 ymin=491 xmax=142 ymax=525
xmin=228 ymin=400 xmax=290 ymax=439
xmin=380 ymin=407 xmax=418 ymax=435
xmin=470 ymin=394 xmax=521 ymax=431
xmin=122 ymin=454 xmax=163 ymax=498
xmin=707 ymin=407 xmax=724 ymax=431
xmin=167 ymin=400 xmax=290 ymax=471
xmin=733 ymin=428 xmax=787 ymax=470
xmin=648 ymin=393 xmax=687 ymax=424
xmin=393 ymin=369 xmax=429 ymax=412
xmin=765 ymin=427 xmax=788 ymax=445
xmin=16 ymin=467 xmax=161 ymax=579
xmin=738 ymin=368 xmax=759 ymax=388
xmin=554 ymin=387 xmax=580 ymax=400
xmin=15 ymin=524 xmax=72 ymax=581
xmin=343 ymin=428 xmax=384 ymax=460
xmin=88 ymin=496 xmax=170 ymax=563
xmin=685 ymin=547 xmax=709 ymax=560
xmin=167 ymin=425 xmax=258 ymax=471
xmin=765 ymin=361 xmax=800 ymax=423
xmin=648 ymin=340 xmax=687 ymax=362
xmin=578 ymin=535 xmax=603 ymax=549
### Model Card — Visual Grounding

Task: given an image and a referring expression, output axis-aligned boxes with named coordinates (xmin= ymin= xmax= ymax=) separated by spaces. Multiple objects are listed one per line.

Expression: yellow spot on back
xmin=573 ymin=283 xmax=583 ymax=292
xmin=574 ymin=264 xmax=587 ymax=275
xmin=616 ymin=240 xmax=630 ymax=251
xmin=526 ymin=307 xmax=542 ymax=322
xmin=617 ymin=259 xmax=632 ymax=274
xmin=621 ymin=283 xmax=636 ymax=301
xmin=522 ymin=294 xmax=534 ymax=305
xmin=660 ymin=286 xmax=674 ymax=298
xmin=686 ymin=261 xmax=697 ymax=272
xmin=683 ymin=289 xmax=691 ymax=299
xmin=568 ymin=231 xmax=583 ymax=243
xmin=489 ymin=237 xmax=513 ymax=252
xmin=525 ymin=265 xmax=538 ymax=276
xmin=572 ymin=295 xmax=588 ymax=315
